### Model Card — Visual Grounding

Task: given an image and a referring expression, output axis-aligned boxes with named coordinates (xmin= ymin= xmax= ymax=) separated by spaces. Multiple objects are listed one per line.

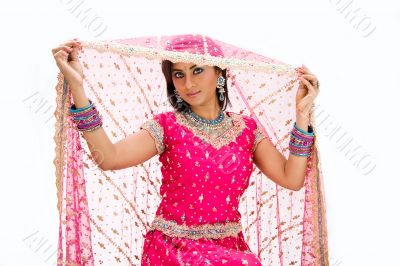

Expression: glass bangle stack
xmin=69 ymin=99 xmax=103 ymax=132
xmin=289 ymin=122 xmax=315 ymax=157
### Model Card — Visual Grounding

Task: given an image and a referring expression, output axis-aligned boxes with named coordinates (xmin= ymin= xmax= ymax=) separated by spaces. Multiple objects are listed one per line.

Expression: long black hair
xmin=161 ymin=60 xmax=232 ymax=113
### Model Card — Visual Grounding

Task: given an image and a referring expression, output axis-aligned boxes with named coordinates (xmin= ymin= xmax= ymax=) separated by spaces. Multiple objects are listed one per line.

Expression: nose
xmin=185 ymin=75 xmax=194 ymax=90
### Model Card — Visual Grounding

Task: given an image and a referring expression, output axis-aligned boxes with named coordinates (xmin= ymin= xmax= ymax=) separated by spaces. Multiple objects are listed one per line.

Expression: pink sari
xmin=53 ymin=34 xmax=329 ymax=265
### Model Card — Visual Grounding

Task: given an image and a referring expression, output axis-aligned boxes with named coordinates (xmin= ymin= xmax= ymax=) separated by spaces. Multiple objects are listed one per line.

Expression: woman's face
xmin=171 ymin=62 xmax=221 ymax=107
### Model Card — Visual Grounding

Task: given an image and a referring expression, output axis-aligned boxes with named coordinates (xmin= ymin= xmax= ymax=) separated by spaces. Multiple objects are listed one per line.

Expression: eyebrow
xmin=172 ymin=65 xmax=198 ymax=72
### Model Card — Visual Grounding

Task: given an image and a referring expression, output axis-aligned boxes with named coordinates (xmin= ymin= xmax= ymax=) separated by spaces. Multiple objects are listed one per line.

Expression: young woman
xmin=52 ymin=35 xmax=320 ymax=265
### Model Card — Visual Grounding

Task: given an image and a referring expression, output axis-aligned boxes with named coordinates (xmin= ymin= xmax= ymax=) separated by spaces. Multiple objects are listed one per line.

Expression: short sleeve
xmin=139 ymin=114 xmax=166 ymax=155
xmin=252 ymin=120 xmax=268 ymax=154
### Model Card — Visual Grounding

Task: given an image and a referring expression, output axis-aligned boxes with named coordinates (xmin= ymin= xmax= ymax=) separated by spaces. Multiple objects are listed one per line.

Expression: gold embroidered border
xmin=149 ymin=216 xmax=242 ymax=240
xmin=252 ymin=122 xmax=268 ymax=153
xmin=82 ymin=40 xmax=296 ymax=75
xmin=140 ymin=119 xmax=165 ymax=154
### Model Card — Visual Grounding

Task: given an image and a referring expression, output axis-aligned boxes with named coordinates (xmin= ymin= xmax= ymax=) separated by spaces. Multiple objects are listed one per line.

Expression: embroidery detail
xmin=82 ymin=40 xmax=294 ymax=74
xmin=140 ymin=119 xmax=165 ymax=154
xmin=174 ymin=111 xmax=247 ymax=150
xmin=149 ymin=216 xmax=242 ymax=240
xmin=252 ymin=121 xmax=268 ymax=153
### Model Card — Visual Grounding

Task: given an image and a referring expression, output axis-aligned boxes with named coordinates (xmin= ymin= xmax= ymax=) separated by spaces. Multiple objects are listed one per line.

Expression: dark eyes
xmin=174 ymin=68 xmax=203 ymax=79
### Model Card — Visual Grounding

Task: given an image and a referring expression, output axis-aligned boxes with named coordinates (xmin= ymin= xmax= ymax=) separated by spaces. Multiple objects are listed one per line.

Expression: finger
xmin=64 ymin=40 xmax=81 ymax=47
xmin=53 ymin=47 xmax=72 ymax=57
xmin=54 ymin=49 xmax=79 ymax=65
xmin=295 ymin=66 xmax=305 ymax=75
xmin=67 ymin=42 xmax=82 ymax=55
xmin=299 ymin=76 xmax=316 ymax=96
xmin=300 ymin=74 xmax=318 ymax=93
xmin=53 ymin=50 xmax=69 ymax=64
xmin=68 ymin=45 xmax=81 ymax=61
xmin=297 ymin=65 xmax=313 ymax=75
xmin=301 ymin=86 xmax=318 ymax=105
xmin=305 ymin=83 xmax=317 ymax=98
xmin=52 ymin=45 xmax=74 ymax=55
xmin=300 ymin=74 xmax=318 ymax=89
xmin=298 ymin=68 xmax=312 ymax=75
xmin=52 ymin=41 xmax=81 ymax=53
xmin=300 ymin=74 xmax=316 ymax=82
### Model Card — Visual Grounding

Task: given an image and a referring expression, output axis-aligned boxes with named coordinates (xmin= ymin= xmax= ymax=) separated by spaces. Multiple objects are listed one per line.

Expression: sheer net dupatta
xmin=53 ymin=34 xmax=329 ymax=265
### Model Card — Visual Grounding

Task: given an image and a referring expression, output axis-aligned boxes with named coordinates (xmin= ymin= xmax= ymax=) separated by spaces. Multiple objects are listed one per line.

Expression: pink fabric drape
xmin=53 ymin=34 xmax=329 ymax=265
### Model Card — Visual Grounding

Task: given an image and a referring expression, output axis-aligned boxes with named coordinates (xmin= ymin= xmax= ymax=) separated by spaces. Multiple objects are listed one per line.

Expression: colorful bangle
xmin=294 ymin=122 xmax=314 ymax=136
xmin=77 ymin=115 xmax=102 ymax=129
xmin=69 ymin=99 xmax=94 ymax=114
xmin=69 ymin=99 xmax=103 ymax=132
xmin=72 ymin=108 xmax=99 ymax=120
xmin=289 ymin=122 xmax=315 ymax=157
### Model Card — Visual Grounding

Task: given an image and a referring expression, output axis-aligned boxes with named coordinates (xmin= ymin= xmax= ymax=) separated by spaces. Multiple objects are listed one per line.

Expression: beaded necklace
xmin=187 ymin=108 xmax=224 ymax=125
xmin=183 ymin=108 xmax=233 ymax=138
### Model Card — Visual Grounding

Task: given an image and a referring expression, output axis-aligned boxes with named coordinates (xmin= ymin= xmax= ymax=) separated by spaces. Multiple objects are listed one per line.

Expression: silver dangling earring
xmin=217 ymin=76 xmax=226 ymax=102
xmin=174 ymin=89 xmax=184 ymax=108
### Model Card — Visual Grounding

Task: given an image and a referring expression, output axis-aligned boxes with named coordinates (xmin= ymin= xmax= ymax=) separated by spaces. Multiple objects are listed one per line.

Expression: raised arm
xmin=103 ymin=129 xmax=159 ymax=170
xmin=252 ymin=122 xmax=306 ymax=191
xmin=63 ymin=87 xmax=160 ymax=171
xmin=253 ymin=118 xmax=312 ymax=191
xmin=253 ymin=138 xmax=294 ymax=190
xmin=52 ymin=39 xmax=160 ymax=171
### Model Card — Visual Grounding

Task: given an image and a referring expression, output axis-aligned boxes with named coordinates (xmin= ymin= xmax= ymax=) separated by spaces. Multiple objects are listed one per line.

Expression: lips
xmin=187 ymin=91 xmax=200 ymax=97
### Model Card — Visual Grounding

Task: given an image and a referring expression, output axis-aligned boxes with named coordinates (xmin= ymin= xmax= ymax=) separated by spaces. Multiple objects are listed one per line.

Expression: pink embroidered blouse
xmin=139 ymin=110 xmax=267 ymax=265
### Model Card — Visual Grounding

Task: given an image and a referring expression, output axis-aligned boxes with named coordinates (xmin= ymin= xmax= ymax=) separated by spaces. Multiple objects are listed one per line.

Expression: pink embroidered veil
xmin=53 ymin=34 xmax=329 ymax=265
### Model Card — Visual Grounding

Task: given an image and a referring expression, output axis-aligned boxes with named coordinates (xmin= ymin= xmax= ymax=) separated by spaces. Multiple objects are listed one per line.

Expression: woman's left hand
xmin=295 ymin=65 xmax=320 ymax=119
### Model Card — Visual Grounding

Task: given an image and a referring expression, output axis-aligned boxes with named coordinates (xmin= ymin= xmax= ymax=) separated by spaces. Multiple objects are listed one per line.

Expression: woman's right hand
xmin=52 ymin=38 xmax=83 ymax=88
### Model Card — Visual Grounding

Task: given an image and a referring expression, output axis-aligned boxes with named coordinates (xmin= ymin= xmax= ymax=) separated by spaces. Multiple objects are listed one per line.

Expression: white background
xmin=0 ymin=0 xmax=399 ymax=265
